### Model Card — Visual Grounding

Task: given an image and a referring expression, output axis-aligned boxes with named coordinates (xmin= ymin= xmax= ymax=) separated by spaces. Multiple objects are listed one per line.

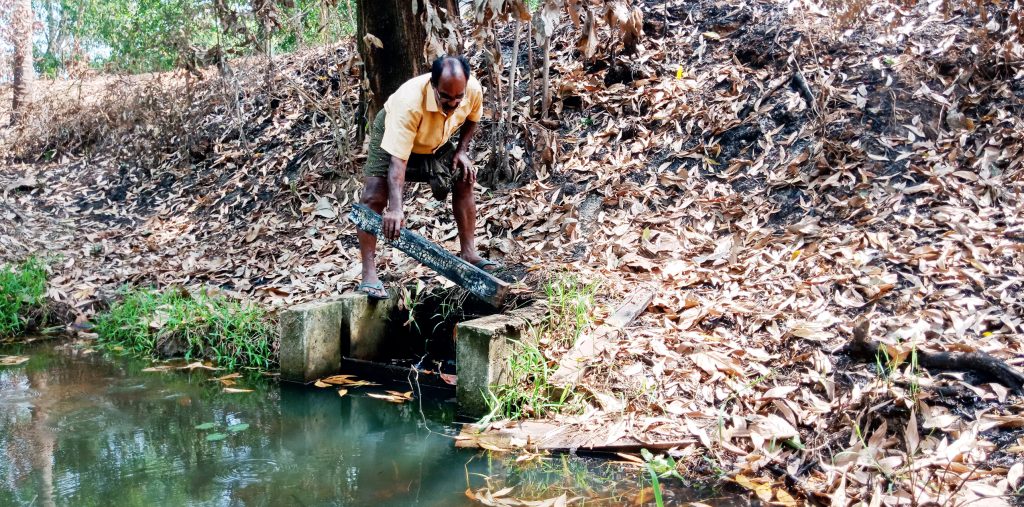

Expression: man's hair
xmin=430 ymin=55 xmax=471 ymax=86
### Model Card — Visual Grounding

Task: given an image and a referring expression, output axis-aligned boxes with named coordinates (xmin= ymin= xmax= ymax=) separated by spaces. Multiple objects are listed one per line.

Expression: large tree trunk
xmin=356 ymin=0 xmax=459 ymax=123
xmin=11 ymin=0 xmax=35 ymax=126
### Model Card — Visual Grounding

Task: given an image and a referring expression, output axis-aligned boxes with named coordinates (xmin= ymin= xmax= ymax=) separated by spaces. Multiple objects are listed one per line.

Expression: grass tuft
xmin=542 ymin=274 xmax=599 ymax=347
xmin=0 ymin=257 xmax=49 ymax=337
xmin=94 ymin=286 xmax=274 ymax=370
xmin=482 ymin=274 xmax=598 ymax=422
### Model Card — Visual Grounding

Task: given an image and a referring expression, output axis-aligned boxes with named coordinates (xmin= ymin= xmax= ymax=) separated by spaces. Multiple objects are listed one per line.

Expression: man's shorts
xmin=363 ymin=109 xmax=460 ymax=201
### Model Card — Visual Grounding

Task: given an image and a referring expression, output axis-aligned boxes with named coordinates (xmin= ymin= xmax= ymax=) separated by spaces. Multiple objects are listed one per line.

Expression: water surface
xmin=0 ymin=340 xmax=744 ymax=506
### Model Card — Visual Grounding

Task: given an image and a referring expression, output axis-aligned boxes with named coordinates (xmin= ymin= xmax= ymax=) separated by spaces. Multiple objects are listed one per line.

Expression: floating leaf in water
xmin=223 ymin=387 xmax=253 ymax=393
xmin=180 ymin=361 xmax=220 ymax=371
xmin=320 ymin=374 xmax=356 ymax=384
xmin=337 ymin=389 xmax=348 ymax=397
xmin=205 ymin=433 xmax=227 ymax=441
xmin=367 ymin=390 xmax=414 ymax=403
xmin=195 ymin=422 xmax=217 ymax=430
xmin=734 ymin=474 xmax=773 ymax=503
xmin=227 ymin=423 xmax=249 ymax=433
xmin=319 ymin=374 xmax=379 ymax=387
xmin=0 ymin=355 xmax=30 ymax=366
xmin=211 ymin=372 xmax=241 ymax=384
xmin=775 ymin=488 xmax=798 ymax=507
xmin=343 ymin=380 xmax=379 ymax=387
xmin=141 ymin=365 xmax=174 ymax=372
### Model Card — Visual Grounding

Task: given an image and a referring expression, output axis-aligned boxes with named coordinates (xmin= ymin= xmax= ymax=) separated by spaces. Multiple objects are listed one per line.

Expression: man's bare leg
xmin=452 ymin=177 xmax=490 ymax=267
xmin=358 ymin=176 xmax=389 ymax=287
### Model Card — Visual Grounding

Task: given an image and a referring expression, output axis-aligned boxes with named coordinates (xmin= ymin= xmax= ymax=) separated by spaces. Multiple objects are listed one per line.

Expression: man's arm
xmin=454 ymin=120 xmax=478 ymax=183
xmin=455 ymin=120 xmax=478 ymax=154
xmin=382 ymin=155 xmax=408 ymax=240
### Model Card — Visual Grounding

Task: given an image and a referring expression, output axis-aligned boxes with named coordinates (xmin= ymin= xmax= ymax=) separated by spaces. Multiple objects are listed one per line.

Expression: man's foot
xmin=357 ymin=280 xmax=389 ymax=300
xmin=459 ymin=253 xmax=501 ymax=272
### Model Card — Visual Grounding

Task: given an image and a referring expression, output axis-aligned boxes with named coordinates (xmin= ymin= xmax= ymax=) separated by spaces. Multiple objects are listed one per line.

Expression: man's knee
xmin=361 ymin=178 xmax=388 ymax=208
xmin=452 ymin=177 xmax=473 ymax=196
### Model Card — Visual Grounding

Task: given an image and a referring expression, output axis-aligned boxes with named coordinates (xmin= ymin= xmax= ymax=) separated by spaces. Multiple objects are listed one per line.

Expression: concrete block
xmin=456 ymin=304 xmax=546 ymax=417
xmin=339 ymin=291 xmax=402 ymax=361
xmin=279 ymin=300 xmax=344 ymax=383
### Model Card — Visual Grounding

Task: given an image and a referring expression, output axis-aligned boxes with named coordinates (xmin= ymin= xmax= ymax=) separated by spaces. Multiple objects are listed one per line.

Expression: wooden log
xmin=456 ymin=421 xmax=693 ymax=452
xmin=348 ymin=204 xmax=510 ymax=307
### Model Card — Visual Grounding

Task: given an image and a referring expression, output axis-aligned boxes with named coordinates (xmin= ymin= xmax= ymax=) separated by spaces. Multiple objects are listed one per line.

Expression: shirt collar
xmin=425 ymin=82 xmax=441 ymax=114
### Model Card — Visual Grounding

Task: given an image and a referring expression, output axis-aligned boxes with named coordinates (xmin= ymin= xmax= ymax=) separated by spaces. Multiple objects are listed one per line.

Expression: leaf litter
xmin=0 ymin=0 xmax=1022 ymax=504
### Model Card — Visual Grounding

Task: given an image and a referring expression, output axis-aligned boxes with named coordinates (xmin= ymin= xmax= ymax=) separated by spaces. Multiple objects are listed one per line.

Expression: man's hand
xmin=382 ymin=207 xmax=404 ymax=240
xmin=454 ymin=151 xmax=476 ymax=185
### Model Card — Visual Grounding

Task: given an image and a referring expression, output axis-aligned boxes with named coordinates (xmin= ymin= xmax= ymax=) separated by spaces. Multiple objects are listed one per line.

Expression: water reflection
xmin=1 ymin=343 xmax=746 ymax=506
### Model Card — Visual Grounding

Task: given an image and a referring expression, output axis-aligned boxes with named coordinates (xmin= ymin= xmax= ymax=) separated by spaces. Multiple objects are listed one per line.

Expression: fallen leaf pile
xmin=1 ymin=0 xmax=1022 ymax=503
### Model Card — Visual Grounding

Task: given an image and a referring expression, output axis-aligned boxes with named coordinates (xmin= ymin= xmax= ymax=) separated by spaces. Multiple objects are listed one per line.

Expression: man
xmin=356 ymin=55 xmax=498 ymax=300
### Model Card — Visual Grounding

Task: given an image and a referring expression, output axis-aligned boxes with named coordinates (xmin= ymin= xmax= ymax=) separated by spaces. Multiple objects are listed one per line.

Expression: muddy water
xmin=0 ymin=341 xmax=747 ymax=506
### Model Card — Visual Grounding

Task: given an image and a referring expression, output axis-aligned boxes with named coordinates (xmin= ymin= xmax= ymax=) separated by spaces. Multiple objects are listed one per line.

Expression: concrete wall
xmin=280 ymin=290 xmax=544 ymax=418
xmin=279 ymin=300 xmax=344 ymax=383
xmin=455 ymin=304 xmax=546 ymax=418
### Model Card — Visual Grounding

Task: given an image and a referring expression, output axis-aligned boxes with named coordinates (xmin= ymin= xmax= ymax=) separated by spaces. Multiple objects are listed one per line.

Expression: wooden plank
xmin=456 ymin=422 xmax=693 ymax=453
xmin=549 ymin=288 xmax=653 ymax=386
xmin=348 ymin=204 xmax=509 ymax=307
xmin=605 ymin=289 xmax=656 ymax=328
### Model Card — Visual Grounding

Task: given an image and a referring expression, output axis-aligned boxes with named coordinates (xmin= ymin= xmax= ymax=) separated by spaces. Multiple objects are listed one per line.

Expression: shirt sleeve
xmin=467 ymin=85 xmax=483 ymax=122
xmin=380 ymin=105 xmax=420 ymax=160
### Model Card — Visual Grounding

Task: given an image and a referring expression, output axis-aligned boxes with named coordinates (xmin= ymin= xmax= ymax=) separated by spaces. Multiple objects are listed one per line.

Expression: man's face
xmin=434 ymin=74 xmax=466 ymax=115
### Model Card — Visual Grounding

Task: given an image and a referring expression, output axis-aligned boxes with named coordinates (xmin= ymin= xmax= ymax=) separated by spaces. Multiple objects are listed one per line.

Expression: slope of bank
xmin=1 ymin=0 xmax=1023 ymax=503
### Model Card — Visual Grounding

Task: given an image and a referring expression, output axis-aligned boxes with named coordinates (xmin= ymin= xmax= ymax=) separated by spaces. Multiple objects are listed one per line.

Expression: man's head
xmin=430 ymin=55 xmax=470 ymax=115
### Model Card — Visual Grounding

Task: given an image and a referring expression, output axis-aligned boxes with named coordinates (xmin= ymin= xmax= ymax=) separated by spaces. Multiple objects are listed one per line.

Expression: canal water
xmin=1 ymin=341 xmax=747 ymax=506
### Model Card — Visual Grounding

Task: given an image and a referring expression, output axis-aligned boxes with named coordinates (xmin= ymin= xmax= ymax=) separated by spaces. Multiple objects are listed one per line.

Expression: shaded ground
xmin=1 ymin=0 xmax=1023 ymax=504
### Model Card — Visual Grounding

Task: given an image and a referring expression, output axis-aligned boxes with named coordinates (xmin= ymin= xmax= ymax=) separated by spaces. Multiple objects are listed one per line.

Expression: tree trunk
xmin=11 ymin=0 xmax=35 ymax=126
xmin=356 ymin=0 xmax=459 ymax=122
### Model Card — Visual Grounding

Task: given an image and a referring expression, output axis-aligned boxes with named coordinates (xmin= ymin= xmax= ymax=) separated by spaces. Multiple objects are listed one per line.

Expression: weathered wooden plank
xmin=549 ymin=288 xmax=653 ymax=387
xmin=348 ymin=204 xmax=509 ymax=307
xmin=456 ymin=421 xmax=693 ymax=452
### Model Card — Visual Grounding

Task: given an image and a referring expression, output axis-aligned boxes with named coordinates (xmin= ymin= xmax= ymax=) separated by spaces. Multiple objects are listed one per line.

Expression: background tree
xmin=355 ymin=0 xmax=459 ymax=122
xmin=10 ymin=0 xmax=34 ymax=126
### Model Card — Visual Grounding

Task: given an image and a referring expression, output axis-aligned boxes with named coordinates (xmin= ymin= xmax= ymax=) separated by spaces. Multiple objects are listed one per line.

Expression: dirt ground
xmin=2 ymin=0 xmax=1023 ymax=504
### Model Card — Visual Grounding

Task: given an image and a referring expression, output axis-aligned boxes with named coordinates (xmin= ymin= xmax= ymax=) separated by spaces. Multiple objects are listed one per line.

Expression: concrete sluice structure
xmin=279 ymin=291 xmax=543 ymax=417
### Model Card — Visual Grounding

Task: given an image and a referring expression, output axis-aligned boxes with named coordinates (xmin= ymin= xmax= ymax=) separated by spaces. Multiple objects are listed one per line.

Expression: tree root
xmin=847 ymin=319 xmax=1024 ymax=394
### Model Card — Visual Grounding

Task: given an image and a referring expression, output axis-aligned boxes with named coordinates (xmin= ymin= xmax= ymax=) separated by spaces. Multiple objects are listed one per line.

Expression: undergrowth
xmin=94 ymin=287 xmax=274 ymax=370
xmin=483 ymin=275 xmax=599 ymax=422
xmin=0 ymin=257 xmax=49 ymax=337
xmin=543 ymin=275 xmax=599 ymax=347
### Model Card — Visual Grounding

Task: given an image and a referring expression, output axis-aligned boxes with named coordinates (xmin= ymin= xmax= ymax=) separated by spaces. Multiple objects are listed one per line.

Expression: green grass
xmin=484 ymin=340 xmax=579 ymax=422
xmin=94 ymin=287 xmax=274 ymax=370
xmin=0 ymin=257 xmax=49 ymax=337
xmin=482 ymin=274 xmax=598 ymax=423
xmin=542 ymin=274 xmax=599 ymax=347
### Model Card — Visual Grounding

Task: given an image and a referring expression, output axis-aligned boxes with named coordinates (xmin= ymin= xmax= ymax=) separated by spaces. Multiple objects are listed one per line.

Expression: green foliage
xmin=94 ymin=286 xmax=274 ymax=370
xmin=645 ymin=464 xmax=664 ymax=507
xmin=542 ymin=274 xmax=599 ymax=347
xmin=640 ymin=449 xmax=684 ymax=481
xmin=482 ymin=275 xmax=598 ymax=423
xmin=640 ymin=449 xmax=688 ymax=507
xmin=32 ymin=0 xmax=358 ymax=75
xmin=0 ymin=257 xmax=49 ymax=337
xmin=484 ymin=341 xmax=575 ymax=422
